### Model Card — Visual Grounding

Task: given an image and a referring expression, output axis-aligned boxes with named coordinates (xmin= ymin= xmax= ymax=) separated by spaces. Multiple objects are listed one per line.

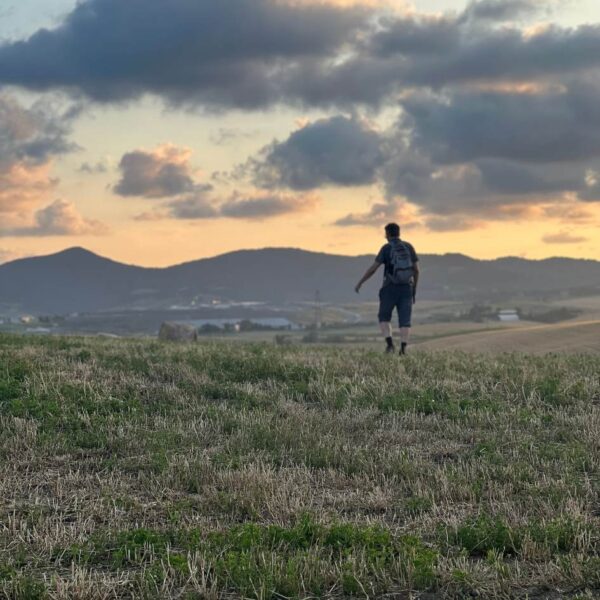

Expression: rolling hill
xmin=0 ymin=247 xmax=599 ymax=314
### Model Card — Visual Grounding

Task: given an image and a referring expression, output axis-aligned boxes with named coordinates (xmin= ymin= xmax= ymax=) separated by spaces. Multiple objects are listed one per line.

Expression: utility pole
xmin=314 ymin=290 xmax=322 ymax=330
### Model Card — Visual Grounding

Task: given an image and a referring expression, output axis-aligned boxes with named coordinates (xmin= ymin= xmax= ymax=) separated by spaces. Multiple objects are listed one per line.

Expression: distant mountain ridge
xmin=1 ymin=247 xmax=599 ymax=314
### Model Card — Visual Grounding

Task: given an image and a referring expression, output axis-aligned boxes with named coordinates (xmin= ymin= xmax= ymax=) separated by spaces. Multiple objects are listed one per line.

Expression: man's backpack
xmin=389 ymin=240 xmax=414 ymax=285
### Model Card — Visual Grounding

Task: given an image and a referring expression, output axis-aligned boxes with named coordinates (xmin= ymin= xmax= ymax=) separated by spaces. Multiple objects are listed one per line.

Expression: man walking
xmin=355 ymin=223 xmax=419 ymax=354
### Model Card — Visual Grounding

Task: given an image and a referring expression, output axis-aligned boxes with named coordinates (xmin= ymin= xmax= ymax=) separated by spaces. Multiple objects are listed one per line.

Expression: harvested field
xmin=417 ymin=320 xmax=600 ymax=353
xmin=0 ymin=334 xmax=599 ymax=598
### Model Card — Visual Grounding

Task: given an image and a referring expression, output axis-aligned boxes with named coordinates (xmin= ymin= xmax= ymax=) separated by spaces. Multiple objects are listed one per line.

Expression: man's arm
xmin=412 ymin=262 xmax=420 ymax=303
xmin=355 ymin=261 xmax=381 ymax=293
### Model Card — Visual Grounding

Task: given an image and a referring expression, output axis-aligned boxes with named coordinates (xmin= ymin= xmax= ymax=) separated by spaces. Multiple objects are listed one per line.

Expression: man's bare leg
xmin=380 ymin=322 xmax=395 ymax=352
xmin=399 ymin=327 xmax=411 ymax=354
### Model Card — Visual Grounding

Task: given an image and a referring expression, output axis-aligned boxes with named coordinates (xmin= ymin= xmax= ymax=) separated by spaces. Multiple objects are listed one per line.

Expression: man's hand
xmin=355 ymin=283 xmax=362 ymax=294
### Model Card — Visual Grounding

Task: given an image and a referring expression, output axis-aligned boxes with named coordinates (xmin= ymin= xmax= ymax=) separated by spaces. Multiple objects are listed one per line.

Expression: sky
xmin=0 ymin=0 xmax=599 ymax=266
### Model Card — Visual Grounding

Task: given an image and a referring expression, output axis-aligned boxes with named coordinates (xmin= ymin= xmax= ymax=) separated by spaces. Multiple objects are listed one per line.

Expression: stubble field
xmin=1 ymin=334 xmax=599 ymax=599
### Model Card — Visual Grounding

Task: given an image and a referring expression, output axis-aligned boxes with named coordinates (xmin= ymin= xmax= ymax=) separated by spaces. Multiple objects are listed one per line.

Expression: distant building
xmin=26 ymin=327 xmax=51 ymax=334
xmin=19 ymin=315 xmax=37 ymax=324
xmin=498 ymin=309 xmax=520 ymax=323
xmin=185 ymin=317 xmax=301 ymax=331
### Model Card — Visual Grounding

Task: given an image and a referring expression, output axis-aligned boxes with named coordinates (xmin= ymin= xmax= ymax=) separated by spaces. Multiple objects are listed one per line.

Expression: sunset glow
xmin=0 ymin=0 xmax=599 ymax=265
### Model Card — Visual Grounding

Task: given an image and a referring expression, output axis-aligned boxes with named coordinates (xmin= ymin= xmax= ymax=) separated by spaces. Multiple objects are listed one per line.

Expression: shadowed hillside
xmin=1 ymin=247 xmax=600 ymax=314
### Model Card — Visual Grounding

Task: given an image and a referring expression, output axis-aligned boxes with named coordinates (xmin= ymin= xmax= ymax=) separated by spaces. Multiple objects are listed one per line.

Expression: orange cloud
xmin=220 ymin=191 xmax=319 ymax=220
xmin=0 ymin=199 xmax=108 ymax=237
xmin=114 ymin=143 xmax=201 ymax=198
xmin=542 ymin=230 xmax=588 ymax=244
xmin=543 ymin=203 xmax=595 ymax=223
xmin=0 ymin=162 xmax=56 ymax=217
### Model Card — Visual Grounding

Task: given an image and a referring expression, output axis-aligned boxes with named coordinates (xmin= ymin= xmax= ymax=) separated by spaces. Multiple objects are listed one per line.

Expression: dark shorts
xmin=378 ymin=284 xmax=413 ymax=327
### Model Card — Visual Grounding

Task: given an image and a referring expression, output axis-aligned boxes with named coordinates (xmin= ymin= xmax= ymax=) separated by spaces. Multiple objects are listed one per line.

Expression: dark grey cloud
xmin=474 ymin=159 xmax=582 ymax=196
xmin=141 ymin=192 xmax=318 ymax=221
xmin=365 ymin=15 xmax=461 ymax=58
xmin=166 ymin=192 xmax=315 ymax=221
xmin=0 ymin=93 xmax=77 ymax=170
xmin=0 ymin=0 xmax=367 ymax=109
xmin=382 ymin=154 xmax=590 ymax=217
xmin=379 ymin=77 xmax=600 ymax=223
xmin=249 ymin=116 xmax=384 ymax=190
xmin=460 ymin=0 xmax=540 ymax=23
xmin=1 ymin=0 xmax=597 ymax=112
xmin=167 ymin=195 xmax=218 ymax=220
xmin=114 ymin=146 xmax=205 ymax=198
xmin=220 ymin=193 xmax=316 ymax=220
xmin=371 ymin=80 xmax=600 ymax=223
xmin=401 ymin=82 xmax=600 ymax=165
xmin=369 ymin=22 xmax=600 ymax=88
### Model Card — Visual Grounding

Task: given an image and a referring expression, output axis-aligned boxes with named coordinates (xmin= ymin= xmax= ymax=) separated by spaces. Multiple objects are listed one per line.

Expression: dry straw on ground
xmin=0 ymin=334 xmax=599 ymax=598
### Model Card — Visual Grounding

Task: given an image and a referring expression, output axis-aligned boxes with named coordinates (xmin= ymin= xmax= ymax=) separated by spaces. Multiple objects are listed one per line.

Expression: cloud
xmin=579 ymin=168 xmax=600 ymax=201
xmin=0 ymin=94 xmax=77 ymax=169
xmin=0 ymin=93 xmax=79 ymax=218
xmin=0 ymin=97 xmax=108 ymax=238
xmin=5 ymin=1 xmax=598 ymax=233
xmin=79 ymin=160 xmax=108 ymax=174
xmin=378 ymin=81 xmax=600 ymax=221
xmin=334 ymin=200 xmax=402 ymax=227
xmin=0 ymin=199 xmax=108 ymax=237
xmin=116 ymin=142 xmax=320 ymax=221
xmin=165 ymin=191 xmax=316 ymax=221
xmin=114 ymin=144 xmax=208 ymax=198
xmin=1 ymin=0 xmax=599 ymax=113
xmin=424 ymin=215 xmax=485 ymax=232
xmin=543 ymin=203 xmax=595 ymax=223
xmin=0 ymin=162 xmax=56 ymax=215
xmin=401 ymin=82 xmax=600 ymax=166
xmin=167 ymin=195 xmax=219 ymax=220
xmin=220 ymin=192 xmax=317 ymax=220
xmin=0 ymin=0 xmax=367 ymax=109
xmin=542 ymin=230 xmax=588 ymax=244
xmin=367 ymin=20 xmax=600 ymax=89
xmin=249 ymin=116 xmax=385 ymax=190
xmin=209 ymin=128 xmax=259 ymax=146
xmin=132 ymin=210 xmax=168 ymax=222
xmin=460 ymin=0 xmax=540 ymax=23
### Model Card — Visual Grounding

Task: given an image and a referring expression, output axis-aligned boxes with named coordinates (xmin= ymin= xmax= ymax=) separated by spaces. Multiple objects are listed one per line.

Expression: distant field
xmin=549 ymin=296 xmax=600 ymax=320
xmin=1 ymin=335 xmax=599 ymax=598
xmin=418 ymin=320 xmax=600 ymax=354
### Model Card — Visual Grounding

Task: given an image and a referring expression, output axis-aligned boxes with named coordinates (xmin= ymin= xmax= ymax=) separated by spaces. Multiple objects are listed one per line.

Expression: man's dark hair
xmin=385 ymin=223 xmax=400 ymax=238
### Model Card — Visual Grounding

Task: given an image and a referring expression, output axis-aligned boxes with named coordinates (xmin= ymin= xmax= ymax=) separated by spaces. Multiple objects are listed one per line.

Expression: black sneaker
xmin=385 ymin=345 xmax=396 ymax=354
xmin=400 ymin=343 xmax=407 ymax=355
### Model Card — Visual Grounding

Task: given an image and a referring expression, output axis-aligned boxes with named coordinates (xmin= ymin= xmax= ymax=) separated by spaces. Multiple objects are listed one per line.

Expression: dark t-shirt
xmin=375 ymin=239 xmax=419 ymax=288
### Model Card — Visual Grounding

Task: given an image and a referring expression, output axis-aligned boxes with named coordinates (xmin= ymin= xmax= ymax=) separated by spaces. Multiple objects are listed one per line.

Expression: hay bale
xmin=159 ymin=322 xmax=198 ymax=342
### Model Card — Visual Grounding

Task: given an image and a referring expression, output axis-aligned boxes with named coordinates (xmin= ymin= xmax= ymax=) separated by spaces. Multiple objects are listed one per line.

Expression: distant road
xmin=417 ymin=320 xmax=600 ymax=353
